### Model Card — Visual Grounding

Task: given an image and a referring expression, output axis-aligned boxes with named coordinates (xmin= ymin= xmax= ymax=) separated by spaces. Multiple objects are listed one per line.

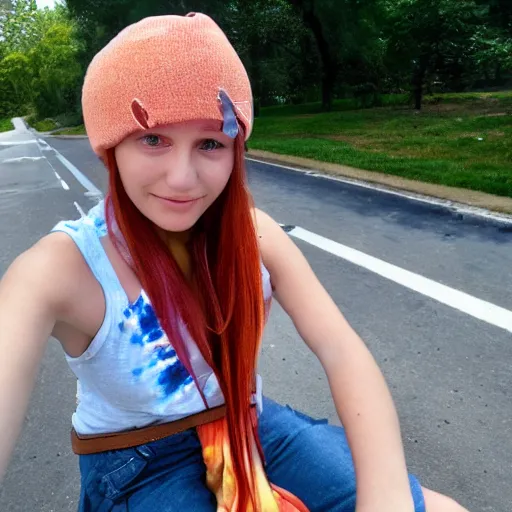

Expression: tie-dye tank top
xmin=51 ymin=201 xmax=270 ymax=435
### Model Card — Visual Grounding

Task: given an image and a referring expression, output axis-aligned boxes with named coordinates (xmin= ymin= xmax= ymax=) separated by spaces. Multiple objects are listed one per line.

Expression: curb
xmin=247 ymin=149 xmax=512 ymax=216
xmin=47 ymin=134 xmax=89 ymax=139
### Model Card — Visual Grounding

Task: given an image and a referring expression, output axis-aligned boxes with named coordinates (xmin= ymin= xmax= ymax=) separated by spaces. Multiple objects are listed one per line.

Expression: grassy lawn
xmin=52 ymin=124 xmax=86 ymax=135
xmin=250 ymin=92 xmax=512 ymax=198
xmin=0 ymin=118 xmax=14 ymax=132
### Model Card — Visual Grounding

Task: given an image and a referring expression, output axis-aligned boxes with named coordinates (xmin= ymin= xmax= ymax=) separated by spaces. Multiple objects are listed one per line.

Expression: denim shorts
xmin=78 ymin=397 xmax=425 ymax=511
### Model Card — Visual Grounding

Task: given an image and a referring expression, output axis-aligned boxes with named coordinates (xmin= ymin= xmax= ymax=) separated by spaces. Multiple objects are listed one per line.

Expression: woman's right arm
xmin=0 ymin=235 xmax=71 ymax=481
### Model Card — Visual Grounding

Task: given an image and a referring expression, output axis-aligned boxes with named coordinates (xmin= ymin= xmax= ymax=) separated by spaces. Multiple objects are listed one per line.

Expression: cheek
xmin=115 ymin=150 xmax=150 ymax=197
xmin=200 ymin=155 xmax=234 ymax=193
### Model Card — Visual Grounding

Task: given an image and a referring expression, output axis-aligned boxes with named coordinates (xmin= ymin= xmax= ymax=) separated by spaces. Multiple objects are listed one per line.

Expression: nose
xmin=163 ymin=146 xmax=198 ymax=192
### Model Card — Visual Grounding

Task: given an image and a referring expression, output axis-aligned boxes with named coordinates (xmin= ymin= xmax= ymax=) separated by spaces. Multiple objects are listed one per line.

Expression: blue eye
xmin=201 ymin=139 xmax=224 ymax=151
xmin=142 ymin=134 xmax=162 ymax=147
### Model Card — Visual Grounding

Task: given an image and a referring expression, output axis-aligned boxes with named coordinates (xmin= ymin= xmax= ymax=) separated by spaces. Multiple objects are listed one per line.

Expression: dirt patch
xmin=423 ymin=103 xmax=462 ymax=113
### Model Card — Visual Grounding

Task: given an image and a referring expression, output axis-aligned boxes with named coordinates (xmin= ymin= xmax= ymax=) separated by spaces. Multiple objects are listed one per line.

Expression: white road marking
xmin=54 ymin=153 xmax=102 ymax=197
xmin=0 ymin=140 xmax=38 ymax=146
xmin=53 ymin=171 xmax=70 ymax=190
xmin=37 ymin=139 xmax=53 ymax=151
xmin=73 ymin=201 xmax=86 ymax=217
xmin=248 ymin=157 xmax=512 ymax=226
xmin=288 ymin=225 xmax=512 ymax=334
xmin=10 ymin=140 xmax=507 ymax=332
xmin=1 ymin=156 xmax=45 ymax=163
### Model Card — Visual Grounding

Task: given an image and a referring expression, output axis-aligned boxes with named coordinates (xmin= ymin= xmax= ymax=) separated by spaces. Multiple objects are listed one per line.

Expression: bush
xmin=0 ymin=53 xmax=33 ymax=118
xmin=0 ymin=118 xmax=14 ymax=132
xmin=33 ymin=118 xmax=59 ymax=132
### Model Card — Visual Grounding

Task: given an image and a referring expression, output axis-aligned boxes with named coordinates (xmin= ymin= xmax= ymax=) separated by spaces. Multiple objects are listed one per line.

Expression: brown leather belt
xmin=71 ymin=405 xmax=228 ymax=455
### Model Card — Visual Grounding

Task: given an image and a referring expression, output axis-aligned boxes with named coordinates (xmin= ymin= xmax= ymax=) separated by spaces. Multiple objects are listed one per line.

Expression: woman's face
xmin=114 ymin=119 xmax=235 ymax=233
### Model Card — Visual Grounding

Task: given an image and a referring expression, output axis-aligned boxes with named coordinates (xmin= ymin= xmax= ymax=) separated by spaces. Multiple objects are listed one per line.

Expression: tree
xmin=383 ymin=0 xmax=484 ymax=110
xmin=29 ymin=18 xmax=83 ymax=118
xmin=0 ymin=52 xmax=31 ymax=116
xmin=284 ymin=0 xmax=384 ymax=111
xmin=0 ymin=0 xmax=37 ymax=53
xmin=0 ymin=2 xmax=83 ymax=118
xmin=66 ymin=0 xmax=230 ymax=75
xmin=229 ymin=0 xmax=315 ymax=110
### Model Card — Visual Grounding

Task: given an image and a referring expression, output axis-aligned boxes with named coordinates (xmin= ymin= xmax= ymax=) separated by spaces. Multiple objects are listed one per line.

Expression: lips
xmin=152 ymin=194 xmax=203 ymax=203
xmin=150 ymin=193 xmax=206 ymax=213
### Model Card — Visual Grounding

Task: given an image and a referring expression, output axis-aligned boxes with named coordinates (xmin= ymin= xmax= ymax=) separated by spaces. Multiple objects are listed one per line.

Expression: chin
xmin=132 ymin=197 xmax=210 ymax=233
xmin=151 ymin=215 xmax=200 ymax=233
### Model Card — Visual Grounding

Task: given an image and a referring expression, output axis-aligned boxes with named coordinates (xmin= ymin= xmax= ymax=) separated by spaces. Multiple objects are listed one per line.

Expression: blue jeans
xmin=78 ymin=397 xmax=425 ymax=511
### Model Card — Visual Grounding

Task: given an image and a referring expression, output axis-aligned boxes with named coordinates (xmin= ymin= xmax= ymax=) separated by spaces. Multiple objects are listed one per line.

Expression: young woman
xmin=0 ymin=13 xmax=468 ymax=512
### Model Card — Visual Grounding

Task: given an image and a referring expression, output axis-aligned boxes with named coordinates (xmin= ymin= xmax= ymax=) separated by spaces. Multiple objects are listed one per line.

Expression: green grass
xmin=33 ymin=118 xmax=59 ymax=132
xmin=0 ymin=118 xmax=14 ymax=132
xmin=52 ymin=124 xmax=86 ymax=135
xmin=25 ymin=114 xmax=60 ymax=132
xmin=251 ymin=91 xmax=512 ymax=198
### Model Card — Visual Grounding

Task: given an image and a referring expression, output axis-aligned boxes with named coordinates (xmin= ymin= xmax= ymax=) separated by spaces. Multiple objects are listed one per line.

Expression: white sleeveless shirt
xmin=52 ymin=201 xmax=270 ymax=435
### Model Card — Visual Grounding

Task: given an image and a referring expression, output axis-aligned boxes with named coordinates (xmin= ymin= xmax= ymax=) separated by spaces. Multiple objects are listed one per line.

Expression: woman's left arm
xmin=256 ymin=209 xmax=415 ymax=512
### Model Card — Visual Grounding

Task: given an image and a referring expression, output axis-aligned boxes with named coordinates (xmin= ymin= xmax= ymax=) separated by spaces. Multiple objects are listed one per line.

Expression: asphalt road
xmin=0 ymin=126 xmax=511 ymax=512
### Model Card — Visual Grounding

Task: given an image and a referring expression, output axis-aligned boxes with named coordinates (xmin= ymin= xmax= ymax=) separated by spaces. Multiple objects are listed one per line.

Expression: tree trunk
xmin=495 ymin=62 xmax=502 ymax=82
xmin=288 ymin=0 xmax=337 ymax=111
xmin=412 ymin=57 xmax=428 ymax=111
xmin=414 ymin=82 xmax=423 ymax=110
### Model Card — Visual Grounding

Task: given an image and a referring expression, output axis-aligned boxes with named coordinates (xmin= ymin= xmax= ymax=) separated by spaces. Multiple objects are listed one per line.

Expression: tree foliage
xmin=0 ymin=2 xmax=83 ymax=118
xmin=0 ymin=0 xmax=511 ymax=120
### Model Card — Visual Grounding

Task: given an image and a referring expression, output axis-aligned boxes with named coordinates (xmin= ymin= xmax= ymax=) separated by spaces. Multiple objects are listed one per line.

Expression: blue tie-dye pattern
xmin=159 ymin=367 xmax=193 ymax=395
xmin=93 ymin=215 xmax=107 ymax=237
xmin=64 ymin=222 xmax=79 ymax=232
xmin=121 ymin=293 xmax=194 ymax=400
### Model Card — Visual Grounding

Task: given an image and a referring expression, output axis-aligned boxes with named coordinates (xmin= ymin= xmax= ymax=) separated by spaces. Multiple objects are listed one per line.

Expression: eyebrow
xmin=197 ymin=120 xmax=223 ymax=132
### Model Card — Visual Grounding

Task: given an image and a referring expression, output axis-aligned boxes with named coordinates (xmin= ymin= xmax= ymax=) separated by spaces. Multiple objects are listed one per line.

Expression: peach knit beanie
xmin=82 ymin=13 xmax=253 ymax=158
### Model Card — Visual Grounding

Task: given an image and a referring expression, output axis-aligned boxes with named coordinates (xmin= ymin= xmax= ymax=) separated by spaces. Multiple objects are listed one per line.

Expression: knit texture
xmin=82 ymin=13 xmax=253 ymax=158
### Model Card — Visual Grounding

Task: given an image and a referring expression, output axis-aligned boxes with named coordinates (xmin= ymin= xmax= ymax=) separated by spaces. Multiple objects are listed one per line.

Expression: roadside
xmin=21 ymin=90 xmax=512 ymax=216
xmin=247 ymin=149 xmax=512 ymax=215
xmin=42 ymin=135 xmax=512 ymax=217
xmin=0 ymin=118 xmax=14 ymax=132
xmin=41 ymin=130 xmax=512 ymax=216
xmin=249 ymin=94 xmax=512 ymax=200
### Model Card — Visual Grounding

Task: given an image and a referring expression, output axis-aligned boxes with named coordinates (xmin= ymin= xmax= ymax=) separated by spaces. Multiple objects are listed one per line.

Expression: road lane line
xmin=11 ymin=142 xmax=507 ymax=331
xmin=54 ymin=152 xmax=102 ymax=197
xmin=52 ymin=171 xmax=70 ymax=190
xmin=73 ymin=201 xmax=86 ymax=217
xmin=1 ymin=156 xmax=45 ymax=163
xmin=0 ymin=140 xmax=38 ymax=146
xmin=288 ymin=225 xmax=512 ymax=333
xmin=37 ymin=138 xmax=54 ymax=151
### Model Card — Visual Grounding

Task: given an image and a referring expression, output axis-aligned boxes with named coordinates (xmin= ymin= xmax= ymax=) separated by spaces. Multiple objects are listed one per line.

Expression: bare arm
xmin=256 ymin=210 xmax=414 ymax=512
xmin=0 ymin=236 xmax=71 ymax=481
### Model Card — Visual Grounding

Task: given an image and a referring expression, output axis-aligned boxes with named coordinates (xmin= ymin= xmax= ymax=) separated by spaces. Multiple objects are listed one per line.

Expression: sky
xmin=36 ymin=0 xmax=58 ymax=9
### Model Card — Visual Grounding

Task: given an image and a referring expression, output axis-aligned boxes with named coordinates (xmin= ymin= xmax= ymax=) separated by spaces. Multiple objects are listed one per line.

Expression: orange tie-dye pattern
xmin=197 ymin=418 xmax=310 ymax=512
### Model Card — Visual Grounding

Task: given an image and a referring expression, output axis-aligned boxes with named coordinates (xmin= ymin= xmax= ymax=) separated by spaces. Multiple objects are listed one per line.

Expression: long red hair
xmin=104 ymin=130 xmax=264 ymax=509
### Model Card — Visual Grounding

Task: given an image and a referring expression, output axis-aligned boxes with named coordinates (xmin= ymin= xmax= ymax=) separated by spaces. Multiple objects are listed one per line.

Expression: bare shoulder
xmin=1 ymin=232 xmax=85 ymax=315
xmin=252 ymin=208 xmax=299 ymax=275
xmin=252 ymin=208 xmax=281 ymax=239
